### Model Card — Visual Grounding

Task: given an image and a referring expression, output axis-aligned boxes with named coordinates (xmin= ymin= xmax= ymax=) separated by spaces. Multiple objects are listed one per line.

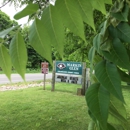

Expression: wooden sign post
xmin=51 ymin=61 xmax=56 ymax=91
xmin=41 ymin=62 xmax=49 ymax=90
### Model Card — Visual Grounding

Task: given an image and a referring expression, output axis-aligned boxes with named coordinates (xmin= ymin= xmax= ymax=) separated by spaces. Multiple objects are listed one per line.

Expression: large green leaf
xmin=107 ymin=123 xmax=116 ymax=130
xmin=29 ymin=19 xmax=52 ymax=63
xmin=88 ymin=120 xmax=97 ymax=130
xmin=14 ymin=3 xmax=39 ymax=20
xmin=100 ymin=20 xmax=110 ymax=40
xmin=90 ymin=0 xmax=106 ymax=15
xmin=109 ymin=23 xmax=130 ymax=43
xmin=0 ymin=44 xmax=11 ymax=80
xmin=94 ymin=55 xmax=102 ymax=63
xmin=9 ymin=32 xmax=27 ymax=80
xmin=88 ymin=47 xmax=95 ymax=74
xmin=111 ymin=3 xmax=129 ymax=22
xmin=88 ymin=109 xmax=97 ymax=123
xmin=95 ymin=60 xmax=124 ymax=102
xmin=117 ymin=22 xmax=130 ymax=43
xmin=41 ymin=5 xmax=65 ymax=56
xmin=56 ymin=0 xmax=85 ymax=41
xmin=77 ymin=0 xmax=95 ymax=30
xmin=117 ymin=68 xmax=130 ymax=83
xmin=108 ymin=24 xmax=118 ymax=38
xmin=104 ymin=0 xmax=112 ymax=4
xmin=0 ymin=25 xmax=19 ymax=39
xmin=100 ymin=39 xmax=111 ymax=52
xmin=110 ymin=95 xmax=126 ymax=119
xmin=88 ymin=47 xmax=95 ymax=63
xmin=108 ymin=95 xmax=128 ymax=129
xmin=93 ymin=33 xmax=103 ymax=53
xmin=103 ymin=38 xmax=130 ymax=70
xmin=86 ymin=83 xmax=110 ymax=129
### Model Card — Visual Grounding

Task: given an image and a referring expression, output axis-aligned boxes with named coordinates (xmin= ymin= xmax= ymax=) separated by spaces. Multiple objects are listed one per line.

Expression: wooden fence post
xmin=85 ymin=68 xmax=90 ymax=91
xmin=82 ymin=62 xmax=86 ymax=95
xmin=43 ymin=73 xmax=46 ymax=90
xmin=51 ymin=61 xmax=56 ymax=91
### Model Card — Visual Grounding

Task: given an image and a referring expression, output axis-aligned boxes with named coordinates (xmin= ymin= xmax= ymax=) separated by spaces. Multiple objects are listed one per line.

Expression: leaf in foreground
xmin=88 ymin=46 xmax=95 ymax=76
xmin=88 ymin=120 xmax=96 ymax=130
xmin=86 ymin=83 xmax=110 ymax=129
xmin=14 ymin=3 xmax=39 ymax=20
xmin=109 ymin=23 xmax=130 ymax=43
xmin=103 ymin=38 xmax=130 ymax=70
xmin=117 ymin=68 xmax=130 ymax=83
xmin=56 ymin=0 xmax=85 ymax=41
xmin=0 ymin=44 xmax=11 ymax=80
xmin=9 ymin=32 xmax=27 ymax=80
xmin=90 ymin=0 xmax=106 ymax=15
xmin=41 ymin=5 xmax=64 ymax=56
xmin=95 ymin=60 xmax=124 ymax=102
xmin=108 ymin=95 xmax=128 ymax=129
xmin=29 ymin=19 xmax=52 ymax=63
xmin=0 ymin=25 xmax=20 ymax=39
xmin=77 ymin=0 xmax=95 ymax=30
xmin=111 ymin=3 xmax=129 ymax=22
xmin=107 ymin=123 xmax=116 ymax=130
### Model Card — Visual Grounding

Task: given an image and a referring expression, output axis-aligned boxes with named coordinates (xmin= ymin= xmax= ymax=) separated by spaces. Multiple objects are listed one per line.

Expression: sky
xmin=0 ymin=2 xmax=28 ymax=25
xmin=0 ymin=1 xmax=56 ymax=25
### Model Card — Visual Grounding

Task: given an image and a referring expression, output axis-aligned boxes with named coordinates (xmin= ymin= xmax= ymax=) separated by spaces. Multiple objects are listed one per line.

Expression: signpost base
xmin=41 ymin=62 xmax=49 ymax=90
xmin=77 ymin=88 xmax=83 ymax=96
xmin=51 ymin=61 xmax=56 ymax=91
xmin=43 ymin=73 xmax=46 ymax=90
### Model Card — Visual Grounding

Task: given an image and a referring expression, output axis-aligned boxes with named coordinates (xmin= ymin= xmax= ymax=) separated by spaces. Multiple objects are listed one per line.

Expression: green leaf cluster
xmin=87 ymin=0 xmax=130 ymax=129
xmin=0 ymin=0 xmax=110 ymax=79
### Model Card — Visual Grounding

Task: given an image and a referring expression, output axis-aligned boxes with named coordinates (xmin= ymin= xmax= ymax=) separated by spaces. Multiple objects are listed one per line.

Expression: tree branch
xmin=0 ymin=0 xmax=11 ymax=9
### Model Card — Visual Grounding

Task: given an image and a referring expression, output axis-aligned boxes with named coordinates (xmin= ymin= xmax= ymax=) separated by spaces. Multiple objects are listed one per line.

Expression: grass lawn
xmin=123 ymin=86 xmax=130 ymax=123
xmin=0 ymin=82 xmax=130 ymax=130
xmin=0 ymin=83 xmax=90 ymax=130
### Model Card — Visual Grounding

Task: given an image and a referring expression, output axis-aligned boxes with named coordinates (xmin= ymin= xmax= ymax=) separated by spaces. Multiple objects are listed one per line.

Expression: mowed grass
xmin=0 ymin=82 xmax=130 ymax=130
xmin=0 ymin=83 xmax=90 ymax=130
xmin=123 ymin=86 xmax=130 ymax=124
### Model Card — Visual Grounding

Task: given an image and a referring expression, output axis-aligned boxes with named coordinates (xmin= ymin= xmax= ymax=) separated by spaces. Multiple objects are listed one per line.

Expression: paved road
xmin=0 ymin=73 xmax=52 ymax=84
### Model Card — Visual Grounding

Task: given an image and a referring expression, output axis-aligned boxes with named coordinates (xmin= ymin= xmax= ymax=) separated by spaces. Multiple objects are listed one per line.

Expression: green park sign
xmin=56 ymin=61 xmax=83 ymax=75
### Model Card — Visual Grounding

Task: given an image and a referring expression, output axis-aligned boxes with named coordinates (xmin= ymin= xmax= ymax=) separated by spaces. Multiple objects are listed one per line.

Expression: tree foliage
xmin=1 ymin=0 xmax=130 ymax=129
xmin=21 ymin=26 xmax=47 ymax=69
xmin=0 ymin=10 xmax=18 ymax=79
xmin=0 ymin=10 xmax=17 ymax=31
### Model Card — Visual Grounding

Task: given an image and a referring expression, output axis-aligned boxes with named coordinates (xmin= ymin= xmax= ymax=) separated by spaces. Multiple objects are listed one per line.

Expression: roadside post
xmin=41 ymin=62 xmax=49 ymax=90
xmin=51 ymin=61 xmax=56 ymax=91
xmin=82 ymin=63 xmax=86 ymax=95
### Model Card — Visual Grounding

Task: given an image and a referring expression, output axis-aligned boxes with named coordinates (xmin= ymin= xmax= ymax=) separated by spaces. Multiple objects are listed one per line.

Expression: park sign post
xmin=52 ymin=61 xmax=86 ymax=95
xmin=41 ymin=62 xmax=49 ymax=90
xmin=56 ymin=61 xmax=83 ymax=75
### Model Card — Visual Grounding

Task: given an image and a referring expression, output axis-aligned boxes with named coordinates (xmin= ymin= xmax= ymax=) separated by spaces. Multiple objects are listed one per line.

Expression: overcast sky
xmin=0 ymin=2 xmax=28 ymax=25
xmin=0 ymin=1 xmax=56 ymax=26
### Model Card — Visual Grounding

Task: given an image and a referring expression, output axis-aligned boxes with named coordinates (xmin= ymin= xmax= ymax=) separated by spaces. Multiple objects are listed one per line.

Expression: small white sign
xmin=41 ymin=62 xmax=49 ymax=74
xmin=49 ymin=0 xmax=56 ymax=6
xmin=42 ymin=68 xmax=49 ymax=74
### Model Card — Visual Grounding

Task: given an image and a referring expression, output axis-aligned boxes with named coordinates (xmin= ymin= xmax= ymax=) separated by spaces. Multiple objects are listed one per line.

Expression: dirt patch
xmin=0 ymin=82 xmax=51 ymax=91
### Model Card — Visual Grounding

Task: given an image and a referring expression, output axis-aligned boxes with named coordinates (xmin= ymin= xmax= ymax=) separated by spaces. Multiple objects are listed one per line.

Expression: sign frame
xmin=41 ymin=62 xmax=49 ymax=74
xmin=52 ymin=61 xmax=86 ymax=95
xmin=55 ymin=61 xmax=83 ymax=75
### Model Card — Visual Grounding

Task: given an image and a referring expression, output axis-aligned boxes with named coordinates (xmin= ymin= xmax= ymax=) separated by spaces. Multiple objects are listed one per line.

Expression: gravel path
xmin=0 ymin=82 xmax=51 ymax=91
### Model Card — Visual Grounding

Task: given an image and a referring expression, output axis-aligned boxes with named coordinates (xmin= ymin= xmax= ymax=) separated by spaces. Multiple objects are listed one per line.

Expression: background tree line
xmin=0 ymin=8 xmax=105 ymax=70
